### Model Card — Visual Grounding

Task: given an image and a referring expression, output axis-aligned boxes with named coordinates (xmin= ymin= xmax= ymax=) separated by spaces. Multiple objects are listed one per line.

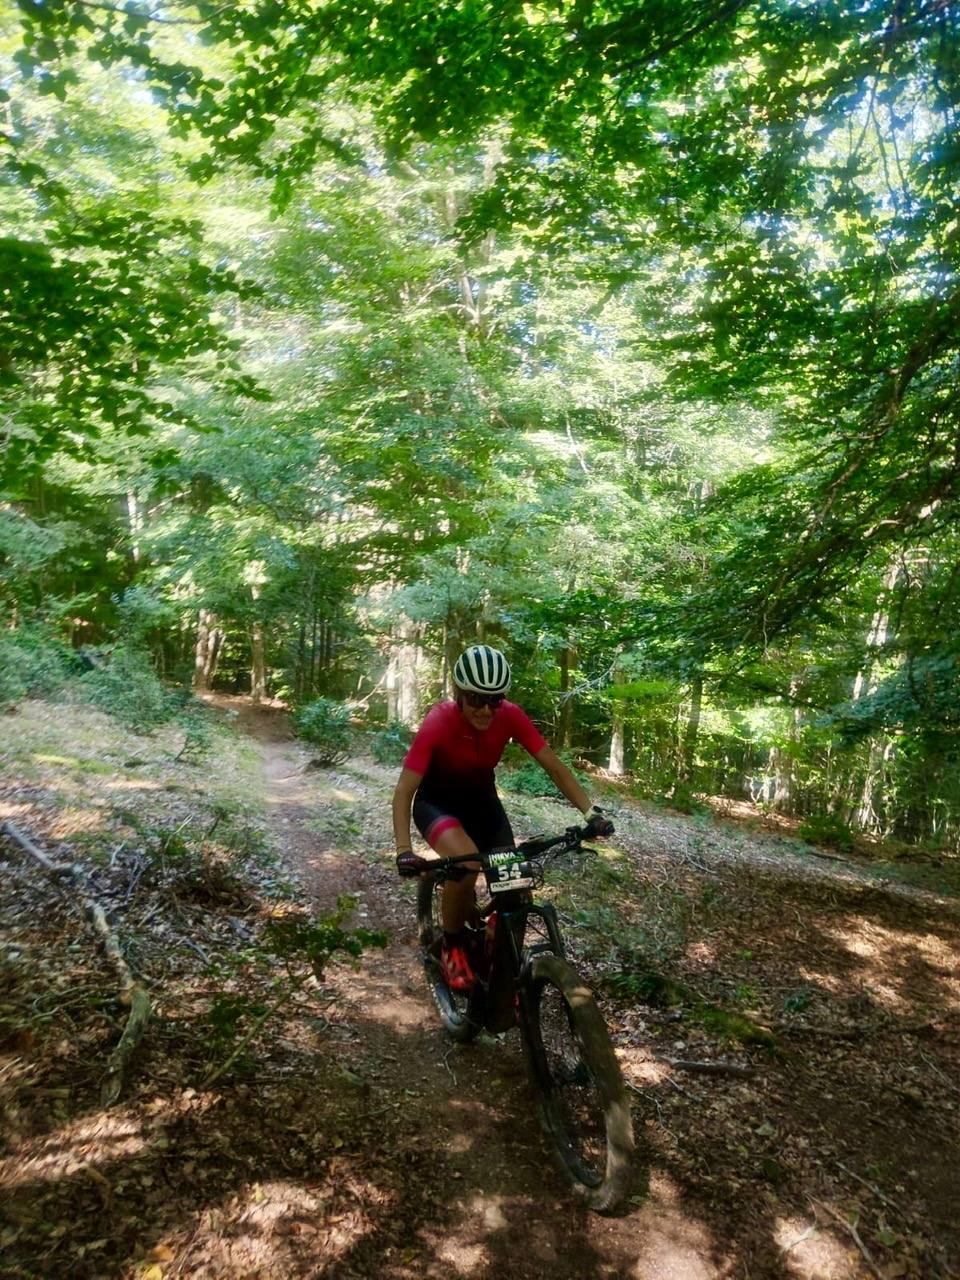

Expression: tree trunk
xmin=295 ymin=621 xmax=306 ymax=701
xmin=847 ymin=564 xmax=899 ymax=828
xmin=385 ymin=641 xmax=399 ymax=722
xmin=608 ymin=661 xmax=626 ymax=776
xmin=608 ymin=703 xmax=626 ymax=776
xmin=397 ymin=620 xmax=420 ymax=727
xmin=680 ymin=672 xmax=703 ymax=781
xmin=193 ymin=610 xmax=223 ymax=691
xmin=126 ymin=491 xmax=142 ymax=564
xmin=310 ymin=610 xmax=320 ymax=697
xmin=558 ymin=641 xmax=576 ymax=749
xmin=250 ymin=585 xmax=266 ymax=704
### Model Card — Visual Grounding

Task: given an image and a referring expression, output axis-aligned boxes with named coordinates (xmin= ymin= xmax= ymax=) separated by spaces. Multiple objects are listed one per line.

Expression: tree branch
xmin=1 ymin=819 xmax=152 ymax=1106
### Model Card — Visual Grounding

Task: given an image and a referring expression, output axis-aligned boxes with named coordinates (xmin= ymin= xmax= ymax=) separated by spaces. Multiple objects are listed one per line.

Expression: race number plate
xmin=485 ymin=852 xmax=535 ymax=893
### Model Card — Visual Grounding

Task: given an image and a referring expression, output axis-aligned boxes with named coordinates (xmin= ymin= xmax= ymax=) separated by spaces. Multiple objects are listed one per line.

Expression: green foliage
xmin=0 ymin=625 xmax=76 ymax=709
xmin=293 ymin=697 xmax=352 ymax=766
xmin=206 ymin=992 xmax=268 ymax=1052
xmin=569 ymin=901 xmax=690 ymax=1003
xmin=797 ymin=815 xmax=855 ymax=854
xmin=782 ymin=988 xmax=814 ymax=1015
xmin=115 ymin=586 xmax=178 ymax=647
xmin=368 ymin=720 xmax=414 ymax=765
xmin=173 ymin=701 xmax=215 ymax=763
xmin=262 ymin=894 xmax=388 ymax=975
xmin=692 ymin=1004 xmax=777 ymax=1049
xmin=500 ymin=748 xmax=586 ymax=799
xmin=202 ymin=896 xmax=387 ymax=1071
xmin=3 ymin=0 xmax=960 ymax=852
xmin=80 ymin=646 xmax=175 ymax=731
xmin=657 ymin=783 xmax=709 ymax=817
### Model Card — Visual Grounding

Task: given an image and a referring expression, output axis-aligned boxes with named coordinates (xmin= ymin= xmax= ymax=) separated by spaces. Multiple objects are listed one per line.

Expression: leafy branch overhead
xmin=2 ymin=0 xmax=959 ymax=843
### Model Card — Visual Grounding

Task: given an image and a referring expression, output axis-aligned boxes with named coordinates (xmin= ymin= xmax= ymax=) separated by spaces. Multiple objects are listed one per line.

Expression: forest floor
xmin=2 ymin=694 xmax=959 ymax=1280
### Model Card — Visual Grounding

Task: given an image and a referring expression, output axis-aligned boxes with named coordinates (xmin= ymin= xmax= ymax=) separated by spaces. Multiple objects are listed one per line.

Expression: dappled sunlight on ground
xmin=0 ymin=799 xmax=32 ymax=819
xmin=623 ymin=1172 xmax=720 ymax=1279
xmin=1 ymin=1110 xmax=147 ymax=1187
xmin=617 ymin=1048 xmax=671 ymax=1087
xmin=4 ymin=696 xmax=958 ymax=1278
xmin=775 ymin=1213 xmax=858 ymax=1279
xmin=47 ymin=806 xmax=108 ymax=839
xmin=685 ymin=939 xmax=719 ymax=966
xmin=820 ymin=916 xmax=960 ymax=1012
xmin=138 ymin=1175 xmax=388 ymax=1280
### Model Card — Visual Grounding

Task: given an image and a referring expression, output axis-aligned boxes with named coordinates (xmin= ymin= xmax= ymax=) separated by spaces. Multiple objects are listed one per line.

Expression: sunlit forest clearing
xmin=2 ymin=0 xmax=959 ymax=1276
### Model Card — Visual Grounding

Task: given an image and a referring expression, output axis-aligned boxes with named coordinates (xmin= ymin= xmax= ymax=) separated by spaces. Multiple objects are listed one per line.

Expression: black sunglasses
xmin=461 ymin=691 xmax=505 ymax=710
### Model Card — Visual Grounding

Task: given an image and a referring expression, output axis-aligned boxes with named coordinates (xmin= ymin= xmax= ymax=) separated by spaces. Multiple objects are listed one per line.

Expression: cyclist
xmin=392 ymin=644 xmax=613 ymax=991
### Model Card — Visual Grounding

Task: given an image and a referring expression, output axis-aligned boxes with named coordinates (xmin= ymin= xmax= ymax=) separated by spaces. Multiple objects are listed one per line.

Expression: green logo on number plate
xmin=487 ymin=850 xmax=521 ymax=867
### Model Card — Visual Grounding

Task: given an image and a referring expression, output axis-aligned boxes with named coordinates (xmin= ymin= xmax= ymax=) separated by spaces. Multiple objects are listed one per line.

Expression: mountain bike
xmin=413 ymin=824 xmax=634 ymax=1212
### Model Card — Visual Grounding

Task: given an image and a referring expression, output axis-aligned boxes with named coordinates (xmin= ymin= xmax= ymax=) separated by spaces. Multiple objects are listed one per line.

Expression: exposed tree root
xmin=1 ymin=819 xmax=152 ymax=1105
xmin=656 ymin=1055 xmax=756 ymax=1079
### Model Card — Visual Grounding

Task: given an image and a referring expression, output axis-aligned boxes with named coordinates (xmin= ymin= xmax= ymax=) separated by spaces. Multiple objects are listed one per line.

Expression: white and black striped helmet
xmin=453 ymin=645 xmax=512 ymax=695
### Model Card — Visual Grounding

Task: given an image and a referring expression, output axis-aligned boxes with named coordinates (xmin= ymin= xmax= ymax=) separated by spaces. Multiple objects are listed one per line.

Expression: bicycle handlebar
xmin=400 ymin=823 xmax=603 ymax=879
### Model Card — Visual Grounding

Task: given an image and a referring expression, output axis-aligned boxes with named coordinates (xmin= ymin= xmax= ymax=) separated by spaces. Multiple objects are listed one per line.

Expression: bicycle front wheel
xmin=416 ymin=872 xmax=480 ymax=1043
xmin=522 ymin=953 xmax=634 ymax=1212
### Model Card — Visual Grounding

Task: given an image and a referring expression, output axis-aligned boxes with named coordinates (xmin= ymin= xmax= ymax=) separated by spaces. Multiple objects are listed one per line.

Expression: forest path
xmin=3 ymin=696 xmax=957 ymax=1278
xmin=223 ymin=693 xmax=711 ymax=1280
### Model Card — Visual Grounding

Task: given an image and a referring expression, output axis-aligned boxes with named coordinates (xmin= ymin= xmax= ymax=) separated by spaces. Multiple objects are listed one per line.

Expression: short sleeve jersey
xmin=404 ymin=700 xmax=546 ymax=802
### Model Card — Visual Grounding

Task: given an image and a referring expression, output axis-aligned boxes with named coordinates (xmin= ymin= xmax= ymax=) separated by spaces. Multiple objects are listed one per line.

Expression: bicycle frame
xmin=426 ymin=833 xmax=586 ymax=1033
xmin=414 ymin=825 xmax=634 ymax=1210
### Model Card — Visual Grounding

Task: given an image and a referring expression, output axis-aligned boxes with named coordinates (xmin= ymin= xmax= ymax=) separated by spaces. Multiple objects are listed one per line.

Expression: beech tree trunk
xmin=396 ymin=620 xmax=419 ymax=727
xmin=250 ymin=584 xmax=266 ymax=703
xmin=193 ymin=610 xmax=224 ymax=691
xmin=608 ymin=661 xmax=626 ymax=776
xmin=680 ymin=672 xmax=703 ymax=781
xmin=608 ymin=705 xmax=626 ymax=776
xmin=443 ymin=623 xmax=461 ymax=699
xmin=559 ymin=641 xmax=576 ymax=749
xmin=846 ymin=563 xmax=899 ymax=829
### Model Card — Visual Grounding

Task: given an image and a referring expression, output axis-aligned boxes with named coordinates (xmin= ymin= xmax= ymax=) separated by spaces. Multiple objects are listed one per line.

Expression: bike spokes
xmin=536 ymin=983 xmax=609 ymax=1185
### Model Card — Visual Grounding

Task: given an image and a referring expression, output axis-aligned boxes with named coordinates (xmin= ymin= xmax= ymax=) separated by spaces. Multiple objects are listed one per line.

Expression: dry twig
xmin=810 ymin=1197 xmax=883 ymax=1280
xmin=656 ymin=1055 xmax=756 ymax=1079
xmin=836 ymin=1161 xmax=901 ymax=1217
xmin=1 ymin=819 xmax=152 ymax=1106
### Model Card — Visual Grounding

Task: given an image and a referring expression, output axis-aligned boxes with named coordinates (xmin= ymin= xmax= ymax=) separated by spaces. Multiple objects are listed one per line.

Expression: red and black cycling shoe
xmin=441 ymin=935 xmax=476 ymax=992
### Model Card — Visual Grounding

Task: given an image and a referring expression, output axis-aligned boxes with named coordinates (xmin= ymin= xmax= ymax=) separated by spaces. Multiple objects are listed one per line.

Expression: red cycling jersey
xmin=403 ymin=700 xmax=546 ymax=800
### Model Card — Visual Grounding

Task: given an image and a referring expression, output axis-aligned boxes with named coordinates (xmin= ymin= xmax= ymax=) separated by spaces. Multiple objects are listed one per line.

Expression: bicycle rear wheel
xmin=416 ymin=872 xmax=480 ymax=1043
xmin=522 ymin=953 xmax=634 ymax=1212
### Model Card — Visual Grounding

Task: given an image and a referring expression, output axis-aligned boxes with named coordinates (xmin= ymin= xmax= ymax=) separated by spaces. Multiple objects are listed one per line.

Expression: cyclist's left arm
xmin=532 ymin=744 xmax=592 ymax=815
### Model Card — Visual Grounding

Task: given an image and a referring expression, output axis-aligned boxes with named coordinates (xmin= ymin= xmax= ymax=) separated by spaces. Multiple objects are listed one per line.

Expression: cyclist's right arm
xmin=392 ymin=767 xmax=423 ymax=858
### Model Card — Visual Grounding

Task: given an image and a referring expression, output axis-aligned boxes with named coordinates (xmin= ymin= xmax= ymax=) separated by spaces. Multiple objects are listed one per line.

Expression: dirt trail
xmin=226 ymin=696 xmax=712 ymax=1280
xmin=4 ymin=695 xmax=957 ymax=1277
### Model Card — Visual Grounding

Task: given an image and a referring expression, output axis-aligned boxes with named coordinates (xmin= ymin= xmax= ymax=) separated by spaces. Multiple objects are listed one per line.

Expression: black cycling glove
xmin=396 ymin=851 xmax=427 ymax=878
xmin=584 ymin=807 xmax=615 ymax=839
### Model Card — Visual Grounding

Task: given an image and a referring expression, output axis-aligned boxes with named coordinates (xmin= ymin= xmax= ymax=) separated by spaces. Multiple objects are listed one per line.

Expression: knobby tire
xmin=523 ymin=953 xmax=634 ymax=1212
xmin=416 ymin=872 xmax=480 ymax=1043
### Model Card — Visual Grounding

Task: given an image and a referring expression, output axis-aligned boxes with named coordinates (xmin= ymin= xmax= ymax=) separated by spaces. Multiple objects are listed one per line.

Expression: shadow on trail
xmin=2 ymin=979 xmax=646 ymax=1279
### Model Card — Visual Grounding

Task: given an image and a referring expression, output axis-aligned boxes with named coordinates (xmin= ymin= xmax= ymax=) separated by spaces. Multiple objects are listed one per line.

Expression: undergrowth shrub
xmin=0 ymin=626 xmax=76 ymax=709
xmin=169 ymin=693 xmax=215 ymax=762
xmin=80 ymin=645 xmax=175 ymax=730
xmin=797 ymin=813 xmax=855 ymax=852
xmin=656 ymin=782 xmax=710 ymax=816
xmin=500 ymin=746 xmax=586 ymax=797
xmin=294 ymin=697 xmax=352 ymax=765
xmin=203 ymin=895 xmax=387 ymax=1076
xmin=369 ymin=719 xmax=413 ymax=765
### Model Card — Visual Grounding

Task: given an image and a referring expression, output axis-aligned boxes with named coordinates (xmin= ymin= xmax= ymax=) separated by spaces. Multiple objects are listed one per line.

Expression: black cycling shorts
xmin=412 ymin=792 xmax=514 ymax=853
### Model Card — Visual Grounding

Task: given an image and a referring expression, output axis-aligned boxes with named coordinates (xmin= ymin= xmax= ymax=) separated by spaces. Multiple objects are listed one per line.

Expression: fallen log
xmin=1 ymin=819 xmax=151 ymax=1105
